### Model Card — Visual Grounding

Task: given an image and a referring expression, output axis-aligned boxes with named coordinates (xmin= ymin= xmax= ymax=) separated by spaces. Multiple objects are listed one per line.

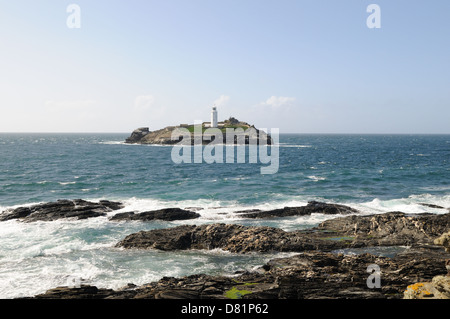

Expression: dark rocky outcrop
xmin=125 ymin=127 xmax=150 ymax=143
xmin=0 ymin=199 xmax=124 ymax=222
xmin=115 ymin=223 xmax=344 ymax=253
xmin=235 ymin=201 xmax=360 ymax=219
xmin=110 ymin=208 xmax=200 ymax=222
xmin=434 ymin=230 xmax=450 ymax=253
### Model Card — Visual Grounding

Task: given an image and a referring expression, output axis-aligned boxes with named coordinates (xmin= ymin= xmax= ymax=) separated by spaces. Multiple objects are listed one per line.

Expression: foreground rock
xmin=403 ymin=276 xmax=450 ymax=299
xmin=32 ymin=246 xmax=450 ymax=299
xmin=235 ymin=201 xmax=360 ymax=219
xmin=0 ymin=199 xmax=124 ymax=222
xmin=403 ymin=231 xmax=450 ymax=299
xmin=110 ymin=208 xmax=200 ymax=222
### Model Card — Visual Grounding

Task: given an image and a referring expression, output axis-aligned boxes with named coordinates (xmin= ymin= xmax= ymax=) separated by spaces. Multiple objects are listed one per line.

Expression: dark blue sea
xmin=0 ymin=133 xmax=449 ymax=298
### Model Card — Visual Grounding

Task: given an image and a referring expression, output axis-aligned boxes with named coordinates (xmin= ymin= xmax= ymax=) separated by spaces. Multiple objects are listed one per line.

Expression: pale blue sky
xmin=0 ymin=0 xmax=449 ymax=133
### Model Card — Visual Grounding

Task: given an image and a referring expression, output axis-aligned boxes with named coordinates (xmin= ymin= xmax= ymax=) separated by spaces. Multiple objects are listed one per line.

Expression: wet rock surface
xmin=109 ymin=208 xmax=200 ymax=222
xmin=234 ymin=201 xmax=360 ymax=219
xmin=0 ymin=199 xmax=124 ymax=222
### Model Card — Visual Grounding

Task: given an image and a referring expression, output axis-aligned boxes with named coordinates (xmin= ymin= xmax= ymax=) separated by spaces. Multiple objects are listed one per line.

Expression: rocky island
xmin=125 ymin=117 xmax=273 ymax=145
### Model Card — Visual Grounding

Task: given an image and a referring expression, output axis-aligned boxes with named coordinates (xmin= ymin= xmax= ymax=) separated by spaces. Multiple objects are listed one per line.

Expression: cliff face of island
xmin=125 ymin=117 xmax=273 ymax=145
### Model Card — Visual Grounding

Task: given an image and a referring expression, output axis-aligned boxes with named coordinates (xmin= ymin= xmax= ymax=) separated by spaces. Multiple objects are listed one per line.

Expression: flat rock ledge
xmin=115 ymin=223 xmax=342 ymax=253
xmin=116 ymin=212 xmax=450 ymax=253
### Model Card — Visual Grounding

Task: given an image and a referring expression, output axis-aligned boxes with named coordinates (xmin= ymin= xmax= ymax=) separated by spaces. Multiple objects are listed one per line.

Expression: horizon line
xmin=0 ymin=131 xmax=449 ymax=135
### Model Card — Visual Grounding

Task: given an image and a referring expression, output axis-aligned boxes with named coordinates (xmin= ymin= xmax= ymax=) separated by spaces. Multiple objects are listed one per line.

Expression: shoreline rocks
xmin=4 ymin=198 xmax=449 ymax=299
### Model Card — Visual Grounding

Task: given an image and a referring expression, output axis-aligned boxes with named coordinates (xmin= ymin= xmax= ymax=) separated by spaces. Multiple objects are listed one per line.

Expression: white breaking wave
xmin=99 ymin=141 xmax=173 ymax=147
xmin=307 ymin=175 xmax=327 ymax=182
xmin=98 ymin=141 xmax=173 ymax=147
xmin=59 ymin=182 xmax=77 ymax=185
xmin=98 ymin=141 xmax=127 ymax=145
xmin=278 ymin=143 xmax=312 ymax=148
xmin=349 ymin=194 xmax=450 ymax=215
xmin=0 ymin=212 xmax=290 ymax=298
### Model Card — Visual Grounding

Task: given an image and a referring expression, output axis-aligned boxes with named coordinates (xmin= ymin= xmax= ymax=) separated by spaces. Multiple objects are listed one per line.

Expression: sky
xmin=0 ymin=0 xmax=449 ymax=133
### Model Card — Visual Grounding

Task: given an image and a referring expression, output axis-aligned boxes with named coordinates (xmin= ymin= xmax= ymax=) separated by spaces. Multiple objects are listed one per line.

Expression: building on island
xmin=205 ymin=106 xmax=223 ymax=128
xmin=211 ymin=106 xmax=218 ymax=128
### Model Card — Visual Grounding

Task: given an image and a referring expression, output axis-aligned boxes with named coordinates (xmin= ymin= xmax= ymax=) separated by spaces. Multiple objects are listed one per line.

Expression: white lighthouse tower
xmin=211 ymin=106 xmax=218 ymax=128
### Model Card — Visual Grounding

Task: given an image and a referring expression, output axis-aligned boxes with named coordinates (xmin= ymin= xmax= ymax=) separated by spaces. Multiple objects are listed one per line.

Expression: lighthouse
xmin=211 ymin=106 xmax=218 ymax=128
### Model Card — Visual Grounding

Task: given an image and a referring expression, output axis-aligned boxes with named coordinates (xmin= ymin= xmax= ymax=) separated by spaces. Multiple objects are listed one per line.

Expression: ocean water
xmin=0 ymin=133 xmax=449 ymax=298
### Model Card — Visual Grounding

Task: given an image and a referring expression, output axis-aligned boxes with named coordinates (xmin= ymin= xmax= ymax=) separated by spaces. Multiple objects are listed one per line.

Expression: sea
xmin=0 ymin=133 xmax=449 ymax=298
